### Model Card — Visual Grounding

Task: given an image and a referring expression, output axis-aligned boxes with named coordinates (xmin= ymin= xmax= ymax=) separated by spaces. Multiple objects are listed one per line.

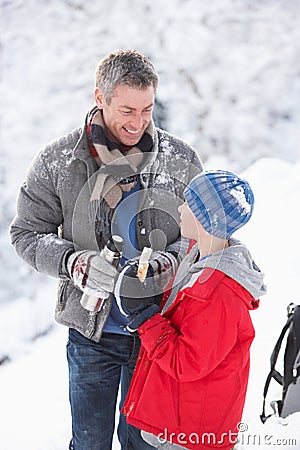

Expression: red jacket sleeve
xmin=138 ymin=292 xmax=240 ymax=382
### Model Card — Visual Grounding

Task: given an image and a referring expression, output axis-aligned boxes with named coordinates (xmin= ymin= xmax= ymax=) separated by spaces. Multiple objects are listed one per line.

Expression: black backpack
xmin=260 ymin=303 xmax=300 ymax=423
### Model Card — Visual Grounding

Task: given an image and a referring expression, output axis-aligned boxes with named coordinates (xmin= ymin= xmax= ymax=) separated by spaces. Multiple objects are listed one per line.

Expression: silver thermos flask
xmin=80 ymin=235 xmax=124 ymax=313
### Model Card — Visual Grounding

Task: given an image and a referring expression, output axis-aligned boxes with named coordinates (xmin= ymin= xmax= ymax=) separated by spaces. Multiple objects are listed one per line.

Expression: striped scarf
xmin=87 ymin=107 xmax=155 ymax=245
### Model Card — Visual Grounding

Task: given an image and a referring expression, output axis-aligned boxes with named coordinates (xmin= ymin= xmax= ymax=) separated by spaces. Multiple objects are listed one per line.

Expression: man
xmin=10 ymin=49 xmax=202 ymax=450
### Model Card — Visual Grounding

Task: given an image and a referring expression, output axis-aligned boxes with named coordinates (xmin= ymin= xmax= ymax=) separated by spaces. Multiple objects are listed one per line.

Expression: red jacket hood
xmin=182 ymin=268 xmax=260 ymax=311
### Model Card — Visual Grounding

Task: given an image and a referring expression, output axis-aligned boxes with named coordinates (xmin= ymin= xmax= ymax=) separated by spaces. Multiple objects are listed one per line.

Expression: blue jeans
xmin=67 ymin=329 xmax=155 ymax=450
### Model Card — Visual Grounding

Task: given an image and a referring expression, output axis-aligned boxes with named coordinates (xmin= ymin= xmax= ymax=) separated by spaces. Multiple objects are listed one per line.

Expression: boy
xmin=117 ymin=170 xmax=267 ymax=450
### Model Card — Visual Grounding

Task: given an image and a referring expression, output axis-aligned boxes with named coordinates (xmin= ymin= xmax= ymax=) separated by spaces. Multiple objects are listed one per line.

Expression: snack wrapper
xmin=137 ymin=247 xmax=152 ymax=282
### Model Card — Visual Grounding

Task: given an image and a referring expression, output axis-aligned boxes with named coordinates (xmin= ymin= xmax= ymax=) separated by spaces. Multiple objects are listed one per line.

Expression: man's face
xmin=94 ymin=84 xmax=155 ymax=147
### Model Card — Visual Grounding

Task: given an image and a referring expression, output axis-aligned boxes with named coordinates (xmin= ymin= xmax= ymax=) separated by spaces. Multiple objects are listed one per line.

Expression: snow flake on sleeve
xmin=160 ymin=136 xmax=174 ymax=156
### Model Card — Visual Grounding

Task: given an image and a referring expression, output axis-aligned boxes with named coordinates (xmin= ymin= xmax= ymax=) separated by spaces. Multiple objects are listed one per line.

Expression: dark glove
xmin=115 ymin=260 xmax=162 ymax=316
xmin=126 ymin=304 xmax=160 ymax=333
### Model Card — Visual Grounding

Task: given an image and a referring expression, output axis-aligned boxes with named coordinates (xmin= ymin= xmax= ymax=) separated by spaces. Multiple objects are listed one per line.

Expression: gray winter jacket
xmin=10 ymin=112 xmax=202 ymax=341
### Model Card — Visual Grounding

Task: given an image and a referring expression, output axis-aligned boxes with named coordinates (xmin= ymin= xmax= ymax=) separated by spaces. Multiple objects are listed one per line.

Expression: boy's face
xmin=94 ymin=84 xmax=155 ymax=147
xmin=178 ymin=201 xmax=200 ymax=240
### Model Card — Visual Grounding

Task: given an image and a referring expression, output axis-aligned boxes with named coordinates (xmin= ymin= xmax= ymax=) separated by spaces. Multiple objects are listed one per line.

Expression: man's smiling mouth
xmin=123 ymin=127 xmax=142 ymax=135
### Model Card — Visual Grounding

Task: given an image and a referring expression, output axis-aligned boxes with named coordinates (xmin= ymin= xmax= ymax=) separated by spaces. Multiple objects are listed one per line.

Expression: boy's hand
xmin=115 ymin=260 xmax=162 ymax=316
xmin=126 ymin=304 xmax=160 ymax=333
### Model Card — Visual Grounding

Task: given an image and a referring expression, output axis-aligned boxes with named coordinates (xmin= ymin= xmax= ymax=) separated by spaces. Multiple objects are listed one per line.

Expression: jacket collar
xmin=71 ymin=108 xmax=160 ymax=184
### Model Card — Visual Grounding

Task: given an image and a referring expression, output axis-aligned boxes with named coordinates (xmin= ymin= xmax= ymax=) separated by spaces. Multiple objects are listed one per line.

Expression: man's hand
xmin=148 ymin=251 xmax=178 ymax=288
xmin=67 ymin=250 xmax=118 ymax=298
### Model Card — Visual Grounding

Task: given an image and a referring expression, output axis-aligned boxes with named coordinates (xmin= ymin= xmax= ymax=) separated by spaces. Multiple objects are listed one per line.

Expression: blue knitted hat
xmin=183 ymin=170 xmax=254 ymax=239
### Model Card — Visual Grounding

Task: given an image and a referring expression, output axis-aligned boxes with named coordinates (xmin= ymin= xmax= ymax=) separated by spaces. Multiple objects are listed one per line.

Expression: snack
xmin=137 ymin=247 xmax=152 ymax=282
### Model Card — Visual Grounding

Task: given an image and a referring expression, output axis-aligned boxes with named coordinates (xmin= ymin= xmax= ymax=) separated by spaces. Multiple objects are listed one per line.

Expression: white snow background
xmin=1 ymin=1 xmax=300 ymax=449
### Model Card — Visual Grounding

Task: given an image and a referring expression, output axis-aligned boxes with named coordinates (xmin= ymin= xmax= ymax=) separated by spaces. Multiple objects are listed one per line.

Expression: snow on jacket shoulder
xmin=123 ymin=268 xmax=258 ymax=450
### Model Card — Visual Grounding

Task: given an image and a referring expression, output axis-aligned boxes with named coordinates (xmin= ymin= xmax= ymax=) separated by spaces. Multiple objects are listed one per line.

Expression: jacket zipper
xmin=58 ymin=281 xmax=68 ymax=312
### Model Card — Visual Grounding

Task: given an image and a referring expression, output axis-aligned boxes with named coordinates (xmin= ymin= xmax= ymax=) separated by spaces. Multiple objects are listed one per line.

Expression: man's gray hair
xmin=95 ymin=49 xmax=159 ymax=103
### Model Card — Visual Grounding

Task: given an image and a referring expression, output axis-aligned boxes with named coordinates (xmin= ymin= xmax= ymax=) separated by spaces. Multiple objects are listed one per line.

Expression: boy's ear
xmin=94 ymin=87 xmax=105 ymax=109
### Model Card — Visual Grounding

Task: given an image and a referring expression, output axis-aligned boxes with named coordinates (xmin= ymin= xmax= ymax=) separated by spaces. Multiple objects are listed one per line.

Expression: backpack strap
xmin=293 ymin=306 xmax=300 ymax=362
xmin=290 ymin=305 xmax=300 ymax=383
xmin=260 ymin=310 xmax=294 ymax=423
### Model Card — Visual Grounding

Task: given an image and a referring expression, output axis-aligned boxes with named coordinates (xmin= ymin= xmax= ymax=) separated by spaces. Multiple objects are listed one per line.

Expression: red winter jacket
xmin=123 ymin=268 xmax=259 ymax=450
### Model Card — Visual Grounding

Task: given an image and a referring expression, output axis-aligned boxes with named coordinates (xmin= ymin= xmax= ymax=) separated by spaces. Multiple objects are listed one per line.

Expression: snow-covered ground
xmin=1 ymin=157 xmax=300 ymax=450
xmin=234 ymin=157 xmax=300 ymax=450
